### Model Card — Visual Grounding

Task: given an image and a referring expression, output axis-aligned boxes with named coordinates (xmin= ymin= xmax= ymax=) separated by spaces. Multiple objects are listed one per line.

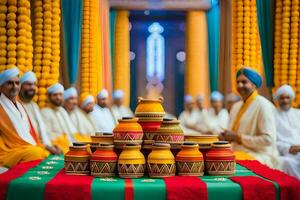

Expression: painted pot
xmin=118 ymin=144 xmax=145 ymax=178
xmin=135 ymin=97 xmax=165 ymax=139
xmin=184 ymin=134 xmax=219 ymax=144
xmin=113 ymin=117 xmax=143 ymax=147
xmin=205 ymin=141 xmax=236 ymax=176
xmin=64 ymin=145 xmax=91 ymax=175
xmin=147 ymin=143 xmax=176 ymax=178
xmin=91 ymin=132 xmax=114 ymax=145
xmin=90 ymin=144 xmax=118 ymax=177
xmin=154 ymin=118 xmax=184 ymax=148
xmin=176 ymin=142 xmax=204 ymax=176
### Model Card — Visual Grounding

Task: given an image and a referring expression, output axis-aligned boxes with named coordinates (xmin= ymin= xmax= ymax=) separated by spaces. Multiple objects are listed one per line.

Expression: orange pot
xmin=205 ymin=141 xmax=236 ymax=176
xmin=64 ymin=145 xmax=91 ymax=175
xmin=176 ymin=142 xmax=204 ymax=176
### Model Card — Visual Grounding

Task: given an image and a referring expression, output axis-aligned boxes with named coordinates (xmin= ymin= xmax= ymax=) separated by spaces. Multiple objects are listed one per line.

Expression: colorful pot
xmin=118 ymin=144 xmax=145 ymax=178
xmin=205 ymin=141 xmax=236 ymax=176
xmin=90 ymin=144 xmax=118 ymax=177
xmin=135 ymin=97 xmax=165 ymax=140
xmin=64 ymin=145 xmax=91 ymax=175
xmin=176 ymin=142 xmax=204 ymax=176
xmin=147 ymin=143 xmax=176 ymax=178
xmin=113 ymin=117 xmax=143 ymax=147
xmin=184 ymin=134 xmax=219 ymax=144
xmin=91 ymin=132 xmax=114 ymax=145
xmin=154 ymin=118 xmax=184 ymax=148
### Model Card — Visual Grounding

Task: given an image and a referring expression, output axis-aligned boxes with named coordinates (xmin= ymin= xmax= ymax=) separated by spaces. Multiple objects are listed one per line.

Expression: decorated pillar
xmin=114 ymin=10 xmax=130 ymax=106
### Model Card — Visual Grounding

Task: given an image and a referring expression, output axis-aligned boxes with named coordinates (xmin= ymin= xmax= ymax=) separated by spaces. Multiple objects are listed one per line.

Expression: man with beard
xmin=90 ymin=89 xmax=116 ymax=132
xmin=19 ymin=71 xmax=62 ymax=155
xmin=220 ymin=67 xmax=279 ymax=168
xmin=41 ymin=83 xmax=76 ymax=153
xmin=63 ymin=88 xmax=94 ymax=142
xmin=0 ymin=68 xmax=49 ymax=167
xmin=274 ymin=85 xmax=300 ymax=178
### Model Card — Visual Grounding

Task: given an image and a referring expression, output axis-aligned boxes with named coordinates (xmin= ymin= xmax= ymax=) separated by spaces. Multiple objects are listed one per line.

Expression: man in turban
xmin=19 ymin=71 xmax=62 ymax=154
xmin=220 ymin=67 xmax=279 ymax=168
xmin=90 ymin=89 xmax=116 ymax=132
xmin=206 ymin=91 xmax=229 ymax=135
xmin=41 ymin=83 xmax=76 ymax=153
xmin=274 ymin=84 xmax=300 ymax=178
xmin=0 ymin=68 xmax=49 ymax=167
xmin=111 ymin=89 xmax=134 ymax=121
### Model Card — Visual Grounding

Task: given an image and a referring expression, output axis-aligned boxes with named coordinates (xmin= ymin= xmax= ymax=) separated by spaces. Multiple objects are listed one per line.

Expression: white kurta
xmin=206 ymin=108 xmax=229 ymax=135
xmin=22 ymin=101 xmax=52 ymax=146
xmin=90 ymin=105 xmax=116 ymax=133
xmin=178 ymin=110 xmax=199 ymax=134
xmin=0 ymin=93 xmax=36 ymax=145
xmin=228 ymin=95 xmax=279 ymax=168
xmin=111 ymin=105 xmax=134 ymax=121
xmin=69 ymin=107 xmax=97 ymax=136
xmin=41 ymin=106 xmax=75 ymax=144
xmin=276 ymin=108 xmax=300 ymax=178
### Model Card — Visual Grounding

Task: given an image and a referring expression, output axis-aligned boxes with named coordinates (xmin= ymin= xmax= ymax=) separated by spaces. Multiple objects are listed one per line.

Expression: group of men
xmin=0 ymin=66 xmax=299 ymax=180
xmin=0 ymin=67 xmax=133 ymax=168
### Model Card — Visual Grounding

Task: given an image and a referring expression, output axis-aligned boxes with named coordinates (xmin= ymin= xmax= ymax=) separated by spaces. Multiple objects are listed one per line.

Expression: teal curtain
xmin=206 ymin=0 xmax=220 ymax=92
xmin=61 ymin=0 xmax=83 ymax=84
xmin=110 ymin=9 xmax=117 ymax=88
xmin=256 ymin=0 xmax=274 ymax=87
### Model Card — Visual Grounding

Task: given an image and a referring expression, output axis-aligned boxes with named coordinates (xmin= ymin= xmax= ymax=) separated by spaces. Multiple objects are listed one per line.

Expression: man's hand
xmin=289 ymin=145 xmax=300 ymax=155
xmin=219 ymin=130 xmax=241 ymax=143
xmin=46 ymin=145 xmax=63 ymax=155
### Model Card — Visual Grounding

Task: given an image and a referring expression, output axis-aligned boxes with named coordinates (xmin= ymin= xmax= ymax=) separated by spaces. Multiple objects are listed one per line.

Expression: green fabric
xmin=109 ymin=9 xmax=117 ymax=89
xmin=6 ymin=155 xmax=64 ymax=200
xmin=256 ymin=0 xmax=275 ymax=87
xmin=91 ymin=177 xmax=125 ymax=200
xmin=133 ymin=178 xmax=166 ymax=200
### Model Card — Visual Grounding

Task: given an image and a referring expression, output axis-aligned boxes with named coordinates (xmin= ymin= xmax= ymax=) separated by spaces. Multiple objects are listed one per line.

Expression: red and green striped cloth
xmin=0 ymin=156 xmax=299 ymax=200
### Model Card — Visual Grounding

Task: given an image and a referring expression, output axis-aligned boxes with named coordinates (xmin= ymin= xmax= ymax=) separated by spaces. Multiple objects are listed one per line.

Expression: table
xmin=0 ymin=155 xmax=299 ymax=200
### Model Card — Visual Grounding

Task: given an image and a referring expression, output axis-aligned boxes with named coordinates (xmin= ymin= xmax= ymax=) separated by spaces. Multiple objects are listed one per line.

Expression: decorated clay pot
xmin=176 ymin=142 xmax=204 ymax=176
xmin=147 ymin=143 xmax=176 ymax=178
xmin=184 ymin=134 xmax=219 ymax=144
xmin=154 ymin=118 xmax=184 ymax=148
xmin=205 ymin=141 xmax=236 ymax=176
xmin=90 ymin=144 xmax=118 ymax=177
xmin=118 ymin=144 xmax=145 ymax=178
xmin=64 ymin=145 xmax=91 ymax=175
xmin=91 ymin=132 xmax=114 ymax=145
xmin=135 ymin=97 xmax=165 ymax=140
xmin=113 ymin=117 xmax=143 ymax=147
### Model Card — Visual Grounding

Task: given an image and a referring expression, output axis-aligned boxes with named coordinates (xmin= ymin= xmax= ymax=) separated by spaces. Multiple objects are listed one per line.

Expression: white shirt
xmin=69 ymin=107 xmax=97 ymax=136
xmin=90 ymin=105 xmax=116 ymax=132
xmin=111 ymin=104 xmax=134 ymax=121
xmin=206 ymin=108 xmax=229 ymax=134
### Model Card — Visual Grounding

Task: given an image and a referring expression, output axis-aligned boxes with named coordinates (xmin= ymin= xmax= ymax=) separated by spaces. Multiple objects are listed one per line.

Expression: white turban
xmin=113 ymin=89 xmax=124 ymax=99
xmin=47 ymin=83 xmax=64 ymax=94
xmin=20 ymin=71 xmax=37 ymax=85
xmin=210 ymin=91 xmax=224 ymax=102
xmin=184 ymin=95 xmax=194 ymax=103
xmin=81 ymin=95 xmax=94 ymax=108
xmin=97 ymin=89 xmax=109 ymax=99
xmin=64 ymin=87 xmax=78 ymax=100
xmin=273 ymin=84 xmax=295 ymax=100
xmin=0 ymin=67 xmax=19 ymax=86
xmin=196 ymin=94 xmax=204 ymax=102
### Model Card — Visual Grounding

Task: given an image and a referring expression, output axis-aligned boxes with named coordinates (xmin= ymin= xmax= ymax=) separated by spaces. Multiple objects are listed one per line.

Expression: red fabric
xmin=45 ymin=169 xmax=94 ymax=200
xmin=125 ymin=179 xmax=134 ymax=200
xmin=238 ymin=160 xmax=300 ymax=200
xmin=0 ymin=159 xmax=42 ymax=200
xmin=164 ymin=176 xmax=208 ymax=200
xmin=230 ymin=176 xmax=276 ymax=200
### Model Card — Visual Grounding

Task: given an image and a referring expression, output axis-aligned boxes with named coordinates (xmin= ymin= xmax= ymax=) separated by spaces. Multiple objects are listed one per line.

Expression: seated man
xmin=0 ymin=68 xmax=48 ymax=167
xmin=274 ymin=84 xmax=300 ymax=178
xmin=41 ymin=83 xmax=76 ymax=153
xmin=63 ymin=87 xmax=94 ymax=141
xmin=225 ymin=92 xmax=240 ymax=112
xmin=206 ymin=91 xmax=229 ymax=134
xmin=220 ymin=67 xmax=279 ymax=168
xmin=111 ymin=89 xmax=134 ymax=121
xmin=79 ymin=93 xmax=97 ymax=133
xmin=19 ymin=71 xmax=62 ymax=154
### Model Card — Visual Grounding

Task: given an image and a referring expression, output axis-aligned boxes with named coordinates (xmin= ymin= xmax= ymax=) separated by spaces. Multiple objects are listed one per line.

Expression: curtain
xmin=110 ymin=10 xmax=117 ymax=88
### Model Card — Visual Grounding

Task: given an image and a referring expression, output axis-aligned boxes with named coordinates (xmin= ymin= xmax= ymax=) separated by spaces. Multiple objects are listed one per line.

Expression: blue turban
xmin=0 ymin=67 xmax=19 ymax=86
xmin=210 ymin=91 xmax=224 ymax=102
xmin=47 ymin=83 xmax=64 ymax=94
xmin=64 ymin=87 xmax=78 ymax=100
xmin=236 ymin=67 xmax=262 ymax=88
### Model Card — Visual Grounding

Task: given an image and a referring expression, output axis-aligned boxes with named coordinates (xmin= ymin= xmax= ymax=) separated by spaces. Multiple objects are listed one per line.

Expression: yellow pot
xmin=135 ymin=97 xmax=165 ymax=119
xmin=147 ymin=143 xmax=176 ymax=178
xmin=91 ymin=132 xmax=114 ymax=145
xmin=118 ymin=144 xmax=145 ymax=178
xmin=184 ymin=134 xmax=219 ymax=144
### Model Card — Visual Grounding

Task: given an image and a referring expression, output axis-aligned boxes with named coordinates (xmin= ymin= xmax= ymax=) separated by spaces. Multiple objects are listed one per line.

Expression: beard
xmin=280 ymin=102 xmax=291 ymax=111
xmin=23 ymin=89 xmax=36 ymax=101
xmin=50 ymin=99 xmax=63 ymax=107
xmin=237 ymin=87 xmax=253 ymax=97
